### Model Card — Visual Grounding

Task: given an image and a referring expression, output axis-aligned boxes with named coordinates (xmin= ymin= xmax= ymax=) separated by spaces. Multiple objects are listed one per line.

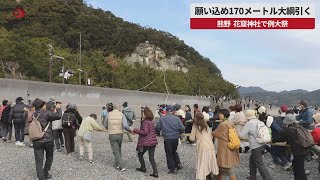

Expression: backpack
xmin=256 ymin=121 xmax=272 ymax=143
xmin=226 ymin=124 xmax=241 ymax=150
xmin=295 ymin=125 xmax=315 ymax=148
xmin=123 ymin=108 xmax=135 ymax=126
xmin=29 ymin=113 xmax=50 ymax=141
xmin=311 ymin=126 xmax=320 ymax=145
xmin=62 ymin=112 xmax=77 ymax=128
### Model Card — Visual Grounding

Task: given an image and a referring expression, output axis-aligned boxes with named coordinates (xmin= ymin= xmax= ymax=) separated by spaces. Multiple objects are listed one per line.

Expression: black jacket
xmin=271 ymin=116 xmax=286 ymax=142
xmin=284 ymin=125 xmax=309 ymax=156
xmin=1 ymin=105 xmax=12 ymax=124
xmin=33 ymin=108 xmax=62 ymax=143
xmin=9 ymin=101 xmax=28 ymax=124
xmin=64 ymin=108 xmax=82 ymax=129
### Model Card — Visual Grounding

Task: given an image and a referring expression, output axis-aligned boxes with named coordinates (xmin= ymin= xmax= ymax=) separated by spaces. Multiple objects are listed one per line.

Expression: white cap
xmin=258 ymin=106 xmax=266 ymax=114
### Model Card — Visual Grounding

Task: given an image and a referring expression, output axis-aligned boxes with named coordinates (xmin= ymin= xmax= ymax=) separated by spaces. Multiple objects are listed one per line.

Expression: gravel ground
xmin=1 ymin=122 xmax=320 ymax=180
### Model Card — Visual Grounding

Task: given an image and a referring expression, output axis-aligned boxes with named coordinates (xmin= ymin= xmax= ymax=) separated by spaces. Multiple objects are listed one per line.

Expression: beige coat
xmin=212 ymin=120 xmax=240 ymax=168
xmin=190 ymin=125 xmax=219 ymax=180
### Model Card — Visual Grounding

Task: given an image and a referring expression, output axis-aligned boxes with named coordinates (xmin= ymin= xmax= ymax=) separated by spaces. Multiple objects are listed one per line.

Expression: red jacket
xmin=134 ymin=119 xmax=158 ymax=147
xmin=311 ymin=125 xmax=320 ymax=145
xmin=0 ymin=106 xmax=6 ymax=119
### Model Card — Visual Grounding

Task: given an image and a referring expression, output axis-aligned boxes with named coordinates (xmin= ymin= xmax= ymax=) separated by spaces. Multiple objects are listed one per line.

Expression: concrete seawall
xmin=0 ymin=78 xmax=213 ymax=118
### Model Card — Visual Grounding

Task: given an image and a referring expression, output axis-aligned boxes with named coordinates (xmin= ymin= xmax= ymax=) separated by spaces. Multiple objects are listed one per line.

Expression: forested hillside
xmin=0 ymin=0 xmax=238 ymax=97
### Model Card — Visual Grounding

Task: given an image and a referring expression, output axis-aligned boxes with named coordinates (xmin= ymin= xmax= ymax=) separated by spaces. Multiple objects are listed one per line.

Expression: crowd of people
xmin=1 ymin=97 xmax=320 ymax=180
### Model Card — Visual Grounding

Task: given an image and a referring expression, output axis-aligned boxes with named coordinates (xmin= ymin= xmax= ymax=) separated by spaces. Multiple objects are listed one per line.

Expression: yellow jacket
xmin=78 ymin=116 xmax=103 ymax=137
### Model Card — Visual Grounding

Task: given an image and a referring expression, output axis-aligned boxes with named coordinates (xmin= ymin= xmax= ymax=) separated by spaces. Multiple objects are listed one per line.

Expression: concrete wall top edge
xmin=0 ymin=78 xmax=210 ymax=100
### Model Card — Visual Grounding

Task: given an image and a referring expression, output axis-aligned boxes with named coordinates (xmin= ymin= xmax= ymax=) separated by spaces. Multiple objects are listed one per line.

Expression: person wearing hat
xmin=101 ymin=106 xmax=108 ymax=125
xmin=239 ymin=110 xmax=273 ymax=180
xmin=266 ymin=117 xmax=292 ymax=170
xmin=266 ymin=105 xmax=292 ymax=170
xmin=282 ymin=114 xmax=309 ymax=180
xmin=105 ymin=103 xmax=132 ymax=172
xmin=31 ymin=98 xmax=62 ymax=180
xmin=46 ymin=97 xmax=56 ymax=111
xmin=63 ymin=103 xmax=82 ymax=156
xmin=9 ymin=97 xmax=28 ymax=147
xmin=296 ymin=100 xmax=314 ymax=130
xmin=122 ymin=102 xmax=136 ymax=142
xmin=156 ymin=105 xmax=185 ymax=174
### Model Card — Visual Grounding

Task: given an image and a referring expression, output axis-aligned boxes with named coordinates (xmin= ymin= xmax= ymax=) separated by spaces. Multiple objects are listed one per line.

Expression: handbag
xmin=83 ymin=131 xmax=93 ymax=142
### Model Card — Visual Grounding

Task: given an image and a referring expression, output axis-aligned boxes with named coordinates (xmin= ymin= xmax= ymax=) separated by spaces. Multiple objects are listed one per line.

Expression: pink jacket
xmin=134 ymin=119 xmax=158 ymax=147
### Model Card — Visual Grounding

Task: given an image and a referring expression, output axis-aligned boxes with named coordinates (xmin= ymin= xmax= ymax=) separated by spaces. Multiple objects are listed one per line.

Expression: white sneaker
xmin=19 ymin=142 xmax=25 ymax=147
xmin=15 ymin=141 xmax=20 ymax=146
xmin=284 ymin=163 xmax=292 ymax=171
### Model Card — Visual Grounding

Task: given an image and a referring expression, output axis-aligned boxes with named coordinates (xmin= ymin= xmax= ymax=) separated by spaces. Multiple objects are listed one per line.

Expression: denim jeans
xmin=271 ymin=146 xmax=290 ymax=166
xmin=1 ymin=123 xmax=13 ymax=140
xmin=14 ymin=122 xmax=25 ymax=142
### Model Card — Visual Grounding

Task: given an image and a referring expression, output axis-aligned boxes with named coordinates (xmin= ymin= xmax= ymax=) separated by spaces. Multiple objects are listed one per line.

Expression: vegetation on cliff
xmin=0 ymin=0 xmax=238 ymax=97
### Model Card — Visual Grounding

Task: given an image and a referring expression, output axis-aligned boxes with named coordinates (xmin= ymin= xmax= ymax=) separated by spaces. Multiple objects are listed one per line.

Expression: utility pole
xmin=48 ymin=44 xmax=64 ymax=83
xmin=48 ymin=44 xmax=53 ymax=82
xmin=61 ymin=58 xmax=64 ymax=84
xmin=79 ymin=32 xmax=82 ymax=85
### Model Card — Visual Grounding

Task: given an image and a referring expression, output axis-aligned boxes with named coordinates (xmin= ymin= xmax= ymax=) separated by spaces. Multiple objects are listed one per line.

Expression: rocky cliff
xmin=124 ymin=42 xmax=189 ymax=73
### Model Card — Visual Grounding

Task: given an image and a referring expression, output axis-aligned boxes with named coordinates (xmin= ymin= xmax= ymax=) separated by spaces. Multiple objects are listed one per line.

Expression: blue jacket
xmin=296 ymin=107 xmax=314 ymax=130
xmin=156 ymin=114 xmax=185 ymax=140
xmin=270 ymin=116 xmax=286 ymax=142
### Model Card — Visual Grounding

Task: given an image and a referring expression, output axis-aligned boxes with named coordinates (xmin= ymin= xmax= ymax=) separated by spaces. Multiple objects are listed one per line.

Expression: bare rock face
xmin=124 ymin=42 xmax=189 ymax=73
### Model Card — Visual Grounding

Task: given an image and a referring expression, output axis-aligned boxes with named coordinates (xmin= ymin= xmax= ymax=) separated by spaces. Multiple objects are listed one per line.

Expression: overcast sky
xmin=86 ymin=0 xmax=320 ymax=92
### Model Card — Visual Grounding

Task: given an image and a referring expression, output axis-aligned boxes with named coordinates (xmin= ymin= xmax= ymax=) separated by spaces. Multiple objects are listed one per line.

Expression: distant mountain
xmin=238 ymin=86 xmax=267 ymax=94
xmin=239 ymin=87 xmax=319 ymax=107
xmin=279 ymin=89 xmax=309 ymax=94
